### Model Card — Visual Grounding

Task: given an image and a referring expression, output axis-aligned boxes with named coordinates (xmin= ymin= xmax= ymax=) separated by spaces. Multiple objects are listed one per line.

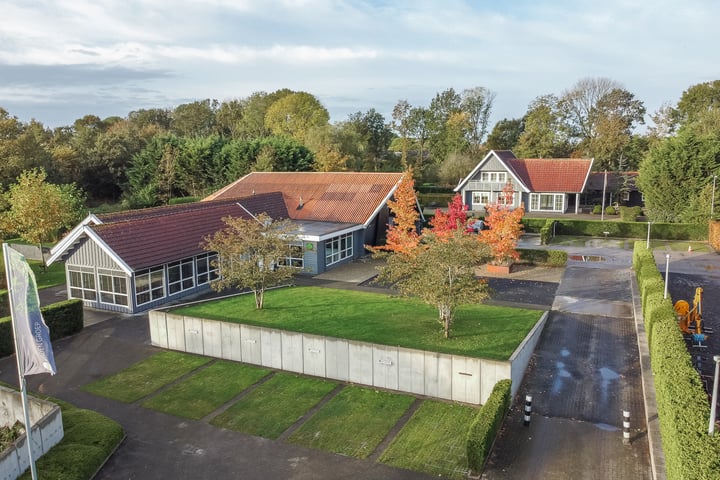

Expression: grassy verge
xmin=172 ymin=286 xmax=541 ymax=361
xmin=142 ymin=361 xmax=270 ymax=419
xmin=82 ymin=351 xmax=211 ymax=403
xmin=211 ymin=373 xmax=338 ymax=438
xmin=20 ymin=398 xmax=123 ymax=480
xmin=380 ymin=400 xmax=478 ymax=480
xmin=288 ymin=386 xmax=414 ymax=458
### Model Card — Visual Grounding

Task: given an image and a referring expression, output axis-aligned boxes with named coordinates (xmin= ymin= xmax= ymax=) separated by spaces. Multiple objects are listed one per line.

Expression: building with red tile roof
xmin=47 ymin=173 xmax=410 ymax=314
xmin=454 ymin=150 xmax=594 ymax=214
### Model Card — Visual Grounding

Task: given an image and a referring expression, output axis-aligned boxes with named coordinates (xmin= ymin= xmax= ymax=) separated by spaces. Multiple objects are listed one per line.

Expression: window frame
xmin=325 ymin=233 xmax=353 ymax=267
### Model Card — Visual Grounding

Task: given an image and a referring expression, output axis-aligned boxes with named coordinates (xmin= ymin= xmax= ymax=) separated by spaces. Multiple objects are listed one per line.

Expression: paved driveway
xmin=482 ymin=259 xmax=652 ymax=479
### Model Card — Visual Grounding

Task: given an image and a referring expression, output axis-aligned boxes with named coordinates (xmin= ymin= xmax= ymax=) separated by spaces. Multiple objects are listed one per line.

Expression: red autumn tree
xmin=479 ymin=181 xmax=525 ymax=265
xmin=430 ymin=193 xmax=470 ymax=239
xmin=377 ymin=168 xmax=420 ymax=254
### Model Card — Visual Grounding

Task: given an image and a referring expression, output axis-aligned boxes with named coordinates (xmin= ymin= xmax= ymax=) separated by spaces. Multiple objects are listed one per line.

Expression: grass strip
xmin=211 ymin=372 xmax=338 ymax=438
xmin=142 ymin=361 xmax=271 ymax=419
xmin=288 ymin=386 xmax=414 ymax=458
xmin=380 ymin=400 xmax=478 ymax=480
xmin=82 ymin=351 xmax=211 ymax=403
xmin=172 ymin=286 xmax=541 ymax=360
xmin=20 ymin=398 xmax=123 ymax=480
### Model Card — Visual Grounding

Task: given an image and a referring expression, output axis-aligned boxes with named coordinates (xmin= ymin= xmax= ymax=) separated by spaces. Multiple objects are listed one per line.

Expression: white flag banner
xmin=3 ymin=244 xmax=57 ymax=376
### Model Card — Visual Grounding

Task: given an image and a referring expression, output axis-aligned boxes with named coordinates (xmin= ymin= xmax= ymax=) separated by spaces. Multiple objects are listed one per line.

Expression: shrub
xmin=554 ymin=220 xmax=706 ymax=240
xmin=417 ymin=193 xmax=455 ymax=208
xmin=619 ymin=206 xmax=643 ymax=222
xmin=466 ymin=379 xmax=511 ymax=474
xmin=518 ymin=248 xmax=566 ymax=267
xmin=592 ymin=204 xmax=602 ymax=214
xmin=539 ymin=219 xmax=555 ymax=245
xmin=0 ymin=299 xmax=83 ymax=357
xmin=604 ymin=205 xmax=616 ymax=215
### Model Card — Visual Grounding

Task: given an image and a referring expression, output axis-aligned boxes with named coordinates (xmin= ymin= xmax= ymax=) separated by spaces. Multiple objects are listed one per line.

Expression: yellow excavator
xmin=674 ymin=287 xmax=707 ymax=345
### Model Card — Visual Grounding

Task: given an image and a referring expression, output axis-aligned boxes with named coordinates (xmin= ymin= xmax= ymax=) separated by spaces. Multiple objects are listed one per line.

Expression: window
xmin=135 ymin=266 xmax=165 ymax=306
xmin=68 ymin=268 xmax=97 ymax=301
xmin=621 ymin=191 xmax=630 ymax=202
xmin=168 ymin=258 xmax=195 ymax=295
xmin=196 ymin=253 xmax=219 ymax=285
xmin=98 ymin=269 xmax=128 ymax=306
xmin=496 ymin=190 xmax=514 ymax=206
xmin=480 ymin=172 xmax=507 ymax=183
xmin=472 ymin=191 xmax=491 ymax=206
xmin=325 ymin=233 xmax=353 ymax=266
xmin=530 ymin=193 xmax=565 ymax=212
xmin=278 ymin=245 xmax=304 ymax=268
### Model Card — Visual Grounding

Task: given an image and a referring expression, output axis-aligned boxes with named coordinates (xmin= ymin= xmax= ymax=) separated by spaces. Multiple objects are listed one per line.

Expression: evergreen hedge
xmin=518 ymin=248 xmax=567 ymax=267
xmin=466 ymin=379 xmax=512 ymax=474
xmin=545 ymin=219 xmax=707 ymax=240
xmin=633 ymin=242 xmax=720 ymax=479
xmin=0 ymin=299 xmax=83 ymax=357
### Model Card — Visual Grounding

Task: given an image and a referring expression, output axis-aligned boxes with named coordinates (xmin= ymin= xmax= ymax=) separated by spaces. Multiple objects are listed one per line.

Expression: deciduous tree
xmin=202 ymin=213 xmax=299 ymax=309
xmin=379 ymin=168 xmax=420 ymax=254
xmin=430 ymin=194 xmax=469 ymax=239
xmin=479 ymin=182 xmax=524 ymax=265
xmin=376 ymin=228 xmax=491 ymax=338
xmin=1 ymin=169 xmax=86 ymax=268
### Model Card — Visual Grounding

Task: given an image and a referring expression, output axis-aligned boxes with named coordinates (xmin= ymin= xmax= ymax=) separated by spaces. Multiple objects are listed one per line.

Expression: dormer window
xmin=480 ymin=172 xmax=506 ymax=183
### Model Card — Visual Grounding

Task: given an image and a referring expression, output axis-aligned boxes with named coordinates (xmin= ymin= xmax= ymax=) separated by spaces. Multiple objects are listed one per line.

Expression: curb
xmin=630 ymin=273 xmax=666 ymax=480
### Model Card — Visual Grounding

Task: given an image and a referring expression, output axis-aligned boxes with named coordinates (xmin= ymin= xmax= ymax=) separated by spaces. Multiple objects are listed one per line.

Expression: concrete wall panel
xmin=220 ymin=322 xmax=242 ymax=362
xmin=437 ymin=354 xmax=453 ymax=400
xmin=183 ymin=316 xmax=204 ymax=355
xmin=452 ymin=356 xmax=481 ymax=404
xmin=281 ymin=331 xmax=304 ymax=373
xmin=480 ymin=359 xmax=511 ymax=404
xmin=261 ymin=328 xmax=283 ymax=369
xmin=509 ymin=312 xmax=548 ymax=398
xmin=398 ymin=348 xmax=425 ymax=395
xmin=303 ymin=335 xmax=326 ymax=377
xmin=325 ymin=338 xmax=349 ymax=381
xmin=166 ymin=314 xmax=186 ymax=351
xmin=348 ymin=341 xmax=373 ymax=385
xmin=148 ymin=311 xmax=168 ymax=348
xmin=202 ymin=319 xmax=222 ymax=358
xmin=423 ymin=351 xmax=440 ymax=398
xmin=240 ymin=325 xmax=262 ymax=365
xmin=373 ymin=345 xmax=399 ymax=390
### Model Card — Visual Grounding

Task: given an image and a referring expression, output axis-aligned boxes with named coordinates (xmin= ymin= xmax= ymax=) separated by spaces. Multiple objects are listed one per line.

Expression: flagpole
xmin=3 ymin=243 xmax=39 ymax=480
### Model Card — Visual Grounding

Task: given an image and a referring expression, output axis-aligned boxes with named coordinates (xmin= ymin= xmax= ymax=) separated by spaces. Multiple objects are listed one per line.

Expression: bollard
xmin=623 ymin=410 xmax=630 ymax=444
xmin=523 ymin=395 xmax=532 ymax=426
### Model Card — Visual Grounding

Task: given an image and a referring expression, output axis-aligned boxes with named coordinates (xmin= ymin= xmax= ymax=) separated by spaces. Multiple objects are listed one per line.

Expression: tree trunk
xmin=255 ymin=289 xmax=264 ymax=309
xmin=38 ymin=241 xmax=47 ymax=273
xmin=438 ymin=304 xmax=452 ymax=339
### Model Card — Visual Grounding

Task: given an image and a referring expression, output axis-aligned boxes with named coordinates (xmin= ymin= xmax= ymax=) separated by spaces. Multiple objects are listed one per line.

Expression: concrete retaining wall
xmin=0 ymin=386 xmax=64 ymax=480
xmin=149 ymin=310 xmax=546 ymax=405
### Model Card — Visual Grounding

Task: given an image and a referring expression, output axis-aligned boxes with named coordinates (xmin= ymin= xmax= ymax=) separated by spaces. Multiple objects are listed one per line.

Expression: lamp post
xmin=710 ymin=355 xmax=720 ymax=434
xmin=664 ymin=254 xmax=670 ymax=299
xmin=646 ymin=221 xmax=651 ymax=249
xmin=712 ymin=175 xmax=718 ymax=219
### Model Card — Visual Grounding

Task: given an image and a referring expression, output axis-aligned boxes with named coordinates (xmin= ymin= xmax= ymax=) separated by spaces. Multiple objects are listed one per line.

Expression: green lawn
xmin=82 ymin=351 xmax=212 ymax=403
xmin=172 ymin=286 xmax=541 ymax=360
xmin=15 ymin=397 xmax=123 ymax=480
xmin=380 ymin=400 xmax=478 ymax=480
xmin=288 ymin=386 xmax=415 ymax=458
xmin=0 ymin=259 xmax=66 ymax=294
xmin=211 ymin=372 xmax=338 ymax=438
xmin=142 ymin=361 xmax=270 ymax=419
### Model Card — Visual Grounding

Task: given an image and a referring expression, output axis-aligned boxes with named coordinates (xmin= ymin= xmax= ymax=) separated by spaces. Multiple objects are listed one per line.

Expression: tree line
xmin=0 ymin=78 xmax=719 ymax=223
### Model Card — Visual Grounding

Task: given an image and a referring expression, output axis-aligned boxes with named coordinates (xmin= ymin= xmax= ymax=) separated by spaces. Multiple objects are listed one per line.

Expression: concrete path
xmin=481 ymin=257 xmax=653 ymax=479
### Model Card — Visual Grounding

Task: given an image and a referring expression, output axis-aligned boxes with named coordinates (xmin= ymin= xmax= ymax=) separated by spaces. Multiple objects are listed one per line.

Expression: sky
xmin=1 ymin=0 xmax=719 ymax=130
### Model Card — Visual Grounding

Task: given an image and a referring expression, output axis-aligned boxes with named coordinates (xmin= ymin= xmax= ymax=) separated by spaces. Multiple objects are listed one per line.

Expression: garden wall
xmin=0 ymin=386 xmax=64 ymax=480
xmin=148 ymin=311 xmax=548 ymax=405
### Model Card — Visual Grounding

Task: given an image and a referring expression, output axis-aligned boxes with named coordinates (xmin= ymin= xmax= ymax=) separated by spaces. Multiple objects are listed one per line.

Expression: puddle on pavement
xmin=568 ymin=255 xmax=605 ymax=262
xmin=552 ymin=361 xmax=573 ymax=394
xmin=560 ymin=348 xmax=570 ymax=357
xmin=599 ymin=367 xmax=620 ymax=402
xmin=594 ymin=422 xmax=619 ymax=431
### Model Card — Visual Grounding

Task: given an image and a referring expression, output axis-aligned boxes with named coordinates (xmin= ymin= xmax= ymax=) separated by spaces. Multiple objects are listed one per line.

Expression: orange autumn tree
xmin=377 ymin=168 xmax=420 ymax=254
xmin=430 ymin=193 xmax=470 ymax=239
xmin=480 ymin=181 xmax=525 ymax=265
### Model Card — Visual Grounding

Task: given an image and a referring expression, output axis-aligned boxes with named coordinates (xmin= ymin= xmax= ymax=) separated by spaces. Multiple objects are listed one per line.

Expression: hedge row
xmin=633 ymin=242 xmax=720 ymax=479
xmin=466 ymin=379 xmax=512 ymax=474
xmin=539 ymin=219 xmax=555 ymax=245
xmin=417 ymin=193 xmax=455 ymax=207
xmin=518 ymin=248 xmax=567 ymax=267
xmin=524 ymin=218 xmax=708 ymax=240
xmin=0 ymin=299 xmax=84 ymax=357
